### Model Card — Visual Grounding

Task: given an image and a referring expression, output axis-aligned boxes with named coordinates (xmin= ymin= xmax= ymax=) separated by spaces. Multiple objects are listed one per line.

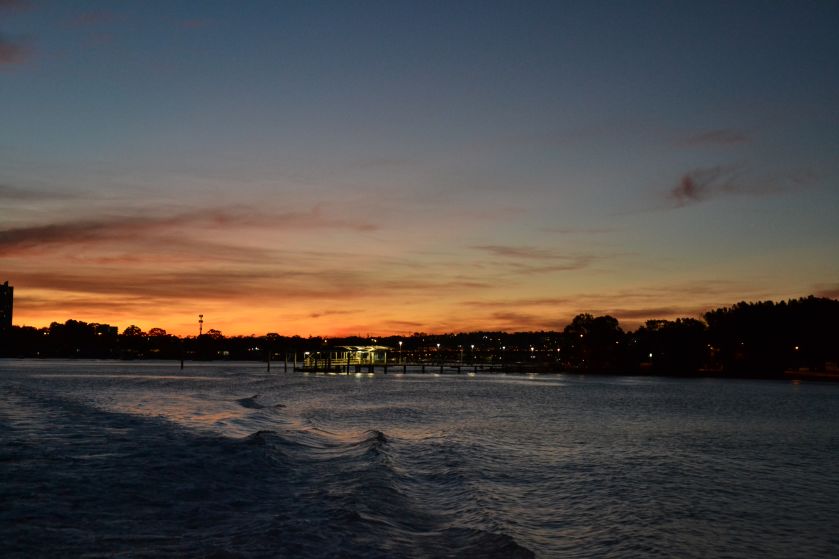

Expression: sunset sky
xmin=1 ymin=1 xmax=838 ymax=336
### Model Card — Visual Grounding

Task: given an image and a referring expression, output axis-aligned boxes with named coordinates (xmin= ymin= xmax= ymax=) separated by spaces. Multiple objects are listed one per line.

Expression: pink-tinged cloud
xmin=0 ymin=34 xmax=28 ymax=65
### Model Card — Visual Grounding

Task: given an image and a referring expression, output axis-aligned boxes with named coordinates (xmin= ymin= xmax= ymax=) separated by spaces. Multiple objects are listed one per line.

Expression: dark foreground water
xmin=1 ymin=361 xmax=838 ymax=558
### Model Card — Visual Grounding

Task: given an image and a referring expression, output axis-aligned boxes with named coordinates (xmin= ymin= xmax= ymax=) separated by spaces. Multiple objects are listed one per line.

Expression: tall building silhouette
xmin=0 ymin=281 xmax=12 ymax=332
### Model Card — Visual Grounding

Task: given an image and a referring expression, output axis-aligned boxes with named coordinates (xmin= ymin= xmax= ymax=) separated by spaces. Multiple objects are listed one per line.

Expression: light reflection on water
xmin=31 ymin=374 xmax=222 ymax=380
xmin=1 ymin=360 xmax=838 ymax=558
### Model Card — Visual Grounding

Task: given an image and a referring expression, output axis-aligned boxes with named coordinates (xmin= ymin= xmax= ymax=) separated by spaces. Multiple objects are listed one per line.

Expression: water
xmin=1 ymin=360 xmax=838 ymax=558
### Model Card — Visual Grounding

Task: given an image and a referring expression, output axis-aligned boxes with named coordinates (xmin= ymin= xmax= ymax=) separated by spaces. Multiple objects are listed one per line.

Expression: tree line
xmin=1 ymin=296 xmax=837 ymax=376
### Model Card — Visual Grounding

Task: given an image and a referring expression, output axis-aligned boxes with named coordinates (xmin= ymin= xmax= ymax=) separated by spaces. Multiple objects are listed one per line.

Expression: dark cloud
xmin=0 ymin=184 xmax=56 ymax=200
xmin=8 ymin=261 xmax=495 ymax=308
xmin=309 ymin=310 xmax=357 ymax=319
xmin=15 ymin=294 xmax=151 ymax=314
xmin=11 ymin=268 xmax=360 ymax=302
xmin=499 ymin=258 xmax=595 ymax=276
xmin=379 ymin=277 xmax=494 ymax=292
xmin=0 ymin=220 xmax=139 ymax=253
xmin=470 ymin=245 xmax=600 ymax=276
xmin=680 ymin=129 xmax=749 ymax=146
xmin=460 ymin=297 xmax=572 ymax=308
xmin=668 ymin=166 xmax=739 ymax=207
xmin=0 ymin=33 xmax=28 ymax=65
xmin=383 ymin=319 xmax=426 ymax=328
xmin=540 ymin=226 xmax=616 ymax=235
xmin=472 ymin=245 xmax=567 ymax=260
xmin=667 ymin=165 xmax=807 ymax=208
xmin=0 ymin=206 xmax=377 ymax=256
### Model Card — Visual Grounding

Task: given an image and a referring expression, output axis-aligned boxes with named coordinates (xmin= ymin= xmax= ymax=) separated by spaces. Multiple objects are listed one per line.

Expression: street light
xmin=399 ymin=340 xmax=403 ymax=363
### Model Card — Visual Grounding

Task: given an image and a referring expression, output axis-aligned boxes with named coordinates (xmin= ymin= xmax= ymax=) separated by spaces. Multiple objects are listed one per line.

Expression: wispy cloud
xmin=451 ymin=280 xmax=772 ymax=331
xmin=309 ymin=309 xmax=357 ymax=319
xmin=0 ymin=184 xmax=57 ymax=200
xmin=0 ymin=33 xmax=28 ymax=65
xmin=679 ymin=128 xmax=750 ymax=146
xmin=473 ymin=245 xmax=562 ymax=260
xmin=0 ymin=205 xmax=377 ymax=256
xmin=669 ymin=166 xmax=737 ymax=206
xmin=68 ymin=11 xmax=116 ymax=27
xmin=8 ymin=261 xmax=497 ymax=311
xmin=470 ymin=244 xmax=601 ymax=276
xmin=460 ymin=297 xmax=572 ymax=309
xmin=540 ymin=226 xmax=616 ymax=235
xmin=0 ymin=1 xmax=29 ymax=65
xmin=182 ymin=19 xmax=211 ymax=29
xmin=667 ymin=165 xmax=810 ymax=208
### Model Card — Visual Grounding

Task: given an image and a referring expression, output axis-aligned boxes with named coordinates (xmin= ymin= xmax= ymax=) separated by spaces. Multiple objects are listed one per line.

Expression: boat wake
xmin=0 ymin=380 xmax=533 ymax=557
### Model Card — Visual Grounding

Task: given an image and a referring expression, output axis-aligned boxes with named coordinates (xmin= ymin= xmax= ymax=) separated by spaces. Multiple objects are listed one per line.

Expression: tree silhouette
xmin=561 ymin=314 xmax=627 ymax=371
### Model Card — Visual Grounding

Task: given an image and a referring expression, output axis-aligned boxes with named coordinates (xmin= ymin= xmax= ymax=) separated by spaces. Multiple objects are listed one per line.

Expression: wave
xmin=236 ymin=394 xmax=265 ymax=409
xmin=239 ymin=426 xmax=534 ymax=557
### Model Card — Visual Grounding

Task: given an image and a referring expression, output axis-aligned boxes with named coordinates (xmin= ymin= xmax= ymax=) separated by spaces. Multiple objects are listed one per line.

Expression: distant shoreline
xmin=3 ymin=357 xmax=838 ymax=383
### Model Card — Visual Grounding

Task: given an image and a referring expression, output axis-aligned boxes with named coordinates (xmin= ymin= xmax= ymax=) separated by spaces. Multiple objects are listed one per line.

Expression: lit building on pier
xmin=303 ymin=345 xmax=392 ymax=368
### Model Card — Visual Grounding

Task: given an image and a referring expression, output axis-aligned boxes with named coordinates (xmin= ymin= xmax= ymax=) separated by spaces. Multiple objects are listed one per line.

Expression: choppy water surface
xmin=2 ymin=361 xmax=838 ymax=558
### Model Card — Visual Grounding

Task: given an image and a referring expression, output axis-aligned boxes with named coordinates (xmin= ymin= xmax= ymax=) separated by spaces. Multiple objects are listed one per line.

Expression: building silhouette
xmin=0 ymin=281 xmax=12 ymax=332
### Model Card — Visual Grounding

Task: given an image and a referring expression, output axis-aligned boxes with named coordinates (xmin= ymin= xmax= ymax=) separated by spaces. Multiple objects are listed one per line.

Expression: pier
xmin=271 ymin=346 xmax=549 ymax=375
